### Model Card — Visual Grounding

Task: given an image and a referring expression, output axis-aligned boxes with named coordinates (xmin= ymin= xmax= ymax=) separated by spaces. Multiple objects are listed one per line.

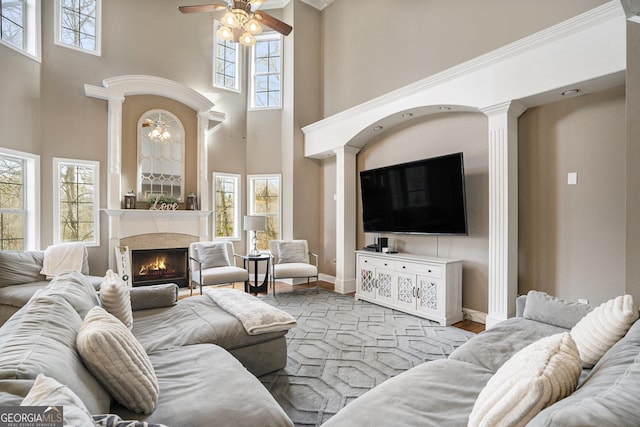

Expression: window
xmin=54 ymin=0 xmax=101 ymax=56
xmin=213 ymin=21 xmax=240 ymax=92
xmin=0 ymin=0 xmax=40 ymax=60
xmin=137 ymin=109 xmax=185 ymax=202
xmin=213 ymin=173 xmax=240 ymax=239
xmin=248 ymin=174 xmax=281 ymax=251
xmin=0 ymin=148 xmax=39 ymax=250
xmin=250 ymin=33 xmax=282 ymax=109
xmin=53 ymin=158 xmax=99 ymax=246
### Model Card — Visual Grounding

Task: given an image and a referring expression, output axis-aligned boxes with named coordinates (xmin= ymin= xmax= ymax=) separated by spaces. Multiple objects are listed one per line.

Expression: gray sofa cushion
xmin=0 ymin=250 xmax=46 ymax=287
xmin=449 ymin=317 xmax=567 ymax=373
xmin=41 ymin=271 xmax=100 ymax=319
xmin=323 ymin=359 xmax=494 ymax=427
xmin=522 ymin=290 xmax=592 ymax=329
xmin=0 ymin=281 xmax=51 ymax=308
xmin=0 ymin=294 xmax=110 ymax=414
xmin=529 ymin=319 xmax=640 ymax=426
xmin=129 ymin=283 xmax=178 ymax=311
xmin=111 ymin=343 xmax=294 ymax=427
xmin=131 ymin=295 xmax=286 ymax=354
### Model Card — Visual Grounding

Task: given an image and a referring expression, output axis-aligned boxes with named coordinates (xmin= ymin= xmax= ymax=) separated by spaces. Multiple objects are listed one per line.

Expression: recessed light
xmin=402 ymin=112 xmax=413 ymax=118
xmin=438 ymin=106 xmax=451 ymax=111
xmin=373 ymin=126 xmax=383 ymax=132
xmin=562 ymin=89 xmax=580 ymax=96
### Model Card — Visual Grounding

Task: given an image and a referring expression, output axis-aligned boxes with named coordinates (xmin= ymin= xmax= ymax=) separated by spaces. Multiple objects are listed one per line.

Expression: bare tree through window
xmin=0 ymin=155 xmax=25 ymax=250
xmin=55 ymin=159 xmax=98 ymax=244
xmin=250 ymin=176 xmax=280 ymax=250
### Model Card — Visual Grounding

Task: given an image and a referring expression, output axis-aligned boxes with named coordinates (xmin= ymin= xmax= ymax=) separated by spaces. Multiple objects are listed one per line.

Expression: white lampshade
xmin=239 ymin=32 xmax=256 ymax=46
xmin=216 ymin=25 xmax=234 ymax=41
xmin=222 ymin=11 xmax=240 ymax=28
xmin=245 ymin=18 xmax=262 ymax=35
xmin=243 ymin=215 xmax=267 ymax=231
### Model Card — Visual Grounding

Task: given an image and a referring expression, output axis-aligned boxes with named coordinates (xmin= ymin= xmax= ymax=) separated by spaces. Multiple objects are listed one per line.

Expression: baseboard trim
xmin=318 ymin=273 xmax=335 ymax=284
xmin=463 ymin=307 xmax=487 ymax=324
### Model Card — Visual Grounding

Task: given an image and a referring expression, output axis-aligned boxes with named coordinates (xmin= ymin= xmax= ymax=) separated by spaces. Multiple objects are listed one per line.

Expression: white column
xmin=107 ymin=97 xmax=124 ymax=210
xmin=197 ymin=113 xmax=210 ymax=214
xmin=482 ymin=101 xmax=526 ymax=328
xmin=334 ymin=146 xmax=360 ymax=294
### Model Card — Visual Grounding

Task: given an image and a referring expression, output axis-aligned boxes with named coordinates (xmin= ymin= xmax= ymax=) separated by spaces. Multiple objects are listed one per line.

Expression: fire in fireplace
xmin=131 ymin=247 xmax=188 ymax=287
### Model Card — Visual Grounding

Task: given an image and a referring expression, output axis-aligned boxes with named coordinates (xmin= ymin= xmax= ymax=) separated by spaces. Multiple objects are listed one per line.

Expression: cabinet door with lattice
xmin=394 ymin=271 xmax=417 ymax=311
xmin=375 ymin=267 xmax=394 ymax=304
xmin=416 ymin=276 xmax=444 ymax=317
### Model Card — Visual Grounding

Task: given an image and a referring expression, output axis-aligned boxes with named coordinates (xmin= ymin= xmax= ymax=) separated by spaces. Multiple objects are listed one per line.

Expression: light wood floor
xmin=180 ymin=280 xmax=485 ymax=334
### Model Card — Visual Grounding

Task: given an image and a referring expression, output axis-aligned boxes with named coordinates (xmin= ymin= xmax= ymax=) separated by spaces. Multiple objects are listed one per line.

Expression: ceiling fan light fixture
xmin=239 ymin=32 xmax=256 ymax=46
xmin=222 ymin=10 xmax=241 ymax=28
xmin=216 ymin=25 xmax=234 ymax=41
xmin=245 ymin=18 xmax=262 ymax=35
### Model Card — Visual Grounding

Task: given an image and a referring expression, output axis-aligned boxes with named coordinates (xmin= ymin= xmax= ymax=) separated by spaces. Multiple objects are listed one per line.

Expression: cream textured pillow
xmin=277 ymin=240 xmax=309 ymax=264
xmin=570 ymin=294 xmax=638 ymax=368
xmin=21 ymin=373 xmax=94 ymax=426
xmin=197 ymin=242 xmax=231 ymax=269
xmin=468 ymin=333 xmax=581 ymax=427
xmin=77 ymin=306 xmax=159 ymax=414
xmin=100 ymin=269 xmax=133 ymax=329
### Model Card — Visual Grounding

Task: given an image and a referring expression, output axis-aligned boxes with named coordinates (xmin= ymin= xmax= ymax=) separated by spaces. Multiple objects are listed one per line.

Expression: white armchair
xmin=269 ymin=240 xmax=318 ymax=296
xmin=189 ymin=241 xmax=249 ymax=296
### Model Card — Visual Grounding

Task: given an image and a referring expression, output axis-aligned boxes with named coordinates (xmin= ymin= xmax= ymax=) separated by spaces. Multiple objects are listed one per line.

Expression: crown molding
xmin=300 ymin=0 xmax=335 ymax=11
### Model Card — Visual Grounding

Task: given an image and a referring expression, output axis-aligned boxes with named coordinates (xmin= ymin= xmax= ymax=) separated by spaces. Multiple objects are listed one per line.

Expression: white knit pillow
xmin=77 ymin=306 xmax=159 ymax=414
xmin=468 ymin=333 xmax=581 ymax=427
xmin=197 ymin=242 xmax=231 ymax=269
xmin=99 ymin=269 xmax=133 ymax=329
xmin=570 ymin=294 xmax=638 ymax=368
xmin=21 ymin=373 xmax=94 ymax=426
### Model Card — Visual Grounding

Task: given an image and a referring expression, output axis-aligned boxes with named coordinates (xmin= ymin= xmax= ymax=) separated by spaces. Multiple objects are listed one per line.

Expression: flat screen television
xmin=359 ymin=152 xmax=468 ymax=235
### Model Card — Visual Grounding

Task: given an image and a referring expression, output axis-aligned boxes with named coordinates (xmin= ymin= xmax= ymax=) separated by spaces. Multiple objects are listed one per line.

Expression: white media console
xmin=355 ymin=251 xmax=463 ymax=326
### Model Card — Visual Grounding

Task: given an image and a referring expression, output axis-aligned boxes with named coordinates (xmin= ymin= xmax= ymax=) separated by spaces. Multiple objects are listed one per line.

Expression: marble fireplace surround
xmin=104 ymin=209 xmax=210 ymax=272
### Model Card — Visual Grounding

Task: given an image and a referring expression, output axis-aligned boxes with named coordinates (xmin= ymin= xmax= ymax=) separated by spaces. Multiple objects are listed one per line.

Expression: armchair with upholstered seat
xmin=189 ymin=241 xmax=249 ymax=296
xmin=269 ymin=240 xmax=318 ymax=296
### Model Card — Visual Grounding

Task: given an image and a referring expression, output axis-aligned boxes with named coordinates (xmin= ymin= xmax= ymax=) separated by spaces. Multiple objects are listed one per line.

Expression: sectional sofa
xmin=0 ymin=270 xmax=294 ymax=426
xmin=324 ymin=291 xmax=640 ymax=426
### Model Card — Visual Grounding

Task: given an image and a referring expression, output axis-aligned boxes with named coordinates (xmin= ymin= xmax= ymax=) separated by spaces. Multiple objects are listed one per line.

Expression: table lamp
xmin=243 ymin=215 xmax=267 ymax=257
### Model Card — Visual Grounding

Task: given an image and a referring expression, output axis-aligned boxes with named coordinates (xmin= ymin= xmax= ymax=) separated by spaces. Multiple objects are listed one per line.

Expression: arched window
xmin=137 ymin=109 xmax=185 ymax=202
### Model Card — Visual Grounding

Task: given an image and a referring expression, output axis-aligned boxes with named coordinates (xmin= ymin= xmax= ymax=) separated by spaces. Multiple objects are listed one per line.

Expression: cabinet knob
xmin=402 ymin=265 xmax=406 ymax=269
xmin=428 ymin=269 xmax=432 ymax=273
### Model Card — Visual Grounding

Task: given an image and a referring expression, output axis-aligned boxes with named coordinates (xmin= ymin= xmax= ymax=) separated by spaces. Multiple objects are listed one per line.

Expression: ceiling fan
xmin=179 ymin=1 xmax=293 ymax=46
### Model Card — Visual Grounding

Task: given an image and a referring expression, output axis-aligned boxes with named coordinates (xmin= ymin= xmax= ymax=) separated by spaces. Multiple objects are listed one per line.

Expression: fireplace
xmin=131 ymin=247 xmax=189 ymax=287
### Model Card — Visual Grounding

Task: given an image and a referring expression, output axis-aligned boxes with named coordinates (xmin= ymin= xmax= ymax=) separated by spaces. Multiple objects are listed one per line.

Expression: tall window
xmin=213 ymin=21 xmax=240 ymax=92
xmin=250 ymin=33 xmax=282 ymax=109
xmin=248 ymin=174 xmax=281 ymax=250
xmin=0 ymin=148 xmax=39 ymax=250
xmin=53 ymin=158 xmax=99 ymax=246
xmin=1 ymin=0 xmax=40 ymax=60
xmin=54 ymin=0 xmax=101 ymax=56
xmin=213 ymin=173 xmax=240 ymax=239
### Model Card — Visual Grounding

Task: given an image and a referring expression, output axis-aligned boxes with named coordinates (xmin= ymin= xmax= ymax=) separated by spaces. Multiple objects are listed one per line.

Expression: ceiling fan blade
xmin=254 ymin=10 xmax=292 ymax=36
xmin=178 ymin=4 xmax=228 ymax=14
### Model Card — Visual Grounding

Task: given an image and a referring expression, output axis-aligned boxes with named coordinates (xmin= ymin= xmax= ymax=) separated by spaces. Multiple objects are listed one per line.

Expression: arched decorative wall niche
xmin=84 ymin=75 xmax=225 ymax=211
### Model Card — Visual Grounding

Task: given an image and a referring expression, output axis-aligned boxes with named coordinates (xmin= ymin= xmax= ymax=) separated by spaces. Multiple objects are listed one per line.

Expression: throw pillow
xmin=570 ymin=294 xmax=638 ymax=368
xmin=277 ymin=241 xmax=309 ymax=264
xmin=21 ymin=373 xmax=94 ymax=427
xmin=197 ymin=242 xmax=231 ymax=269
xmin=522 ymin=290 xmax=593 ymax=329
xmin=93 ymin=414 xmax=169 ymax=427
xmin=77 ymin=306 xmax=159 ymax=414
xmin=468 ymin=332 xmax=582 ymax=427
xmin=100 ymin=269 xmax=133 ymax=329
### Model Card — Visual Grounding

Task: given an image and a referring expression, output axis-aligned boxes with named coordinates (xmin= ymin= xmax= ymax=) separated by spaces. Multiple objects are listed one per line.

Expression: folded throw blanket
xmin=40 ymin=242 xmax=86 ymax=279
xmin=206 ymin=288 xmax=297 ymax=335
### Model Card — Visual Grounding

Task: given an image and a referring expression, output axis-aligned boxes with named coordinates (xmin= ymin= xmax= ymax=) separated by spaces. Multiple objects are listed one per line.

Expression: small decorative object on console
xmin=124 ymin=191 xmax=136 ymax=209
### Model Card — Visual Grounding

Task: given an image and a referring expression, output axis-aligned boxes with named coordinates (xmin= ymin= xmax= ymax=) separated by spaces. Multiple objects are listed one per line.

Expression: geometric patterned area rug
xmin=257 ymin=289 xmax=475 ymax=426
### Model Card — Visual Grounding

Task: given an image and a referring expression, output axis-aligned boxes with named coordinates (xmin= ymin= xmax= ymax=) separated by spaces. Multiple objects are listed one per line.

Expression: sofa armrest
xmin=130 ymin=283 xmax=178 ymax=311
xmin=516 ymin=295 xmax=527 ymax=317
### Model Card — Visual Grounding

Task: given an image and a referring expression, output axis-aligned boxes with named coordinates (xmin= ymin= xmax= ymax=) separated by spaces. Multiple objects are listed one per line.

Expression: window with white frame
xmin=250 ymin=33 xmax=282 ymax=109
xmin=213 ymin=21 xmax=240 ymax=92
xmin=0 ymin=0 xmax=40 ymax=60
xmin=54 ymin=0 xmax=101 ymax=56
xmin=0 ymin=148 xmax=39 ymax=251
xmin=247 ymin=174 xmax=281 ymax=251
xmin=53 ymin=158 xmax=99 ymax=246
xmin=213 ymin=172 xmax=240 ymax=239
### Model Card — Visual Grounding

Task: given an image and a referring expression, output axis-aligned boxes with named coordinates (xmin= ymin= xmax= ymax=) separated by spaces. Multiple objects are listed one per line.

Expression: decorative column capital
xmin=481 ymin=101 xmax=527 ymax=118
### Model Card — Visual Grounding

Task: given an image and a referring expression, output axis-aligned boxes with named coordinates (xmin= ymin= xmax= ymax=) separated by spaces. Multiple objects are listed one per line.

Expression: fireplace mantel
xmin=104 ymin=209 xmax=211 ymax=270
